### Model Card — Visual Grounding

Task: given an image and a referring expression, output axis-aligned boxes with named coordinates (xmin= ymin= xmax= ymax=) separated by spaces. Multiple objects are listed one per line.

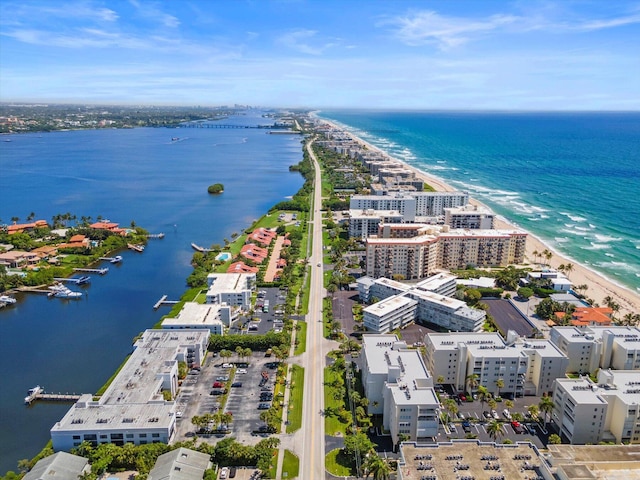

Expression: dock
xmin=147 ymin=233 xmax=165 ymax=239
xmin=17 ymin=287 xmax=54 ymax=296
xmin=154 ymin=295 xmax=179 ymax=310
xmin=54 ymin=276 xmax=91 ymax=285
xmin=191 ymin=243 xmax=213 ymax=253
xmin=74 ymin=267 xmax=109 ymax=275
xmin=26 ymin=392 xmax=82 ymax=404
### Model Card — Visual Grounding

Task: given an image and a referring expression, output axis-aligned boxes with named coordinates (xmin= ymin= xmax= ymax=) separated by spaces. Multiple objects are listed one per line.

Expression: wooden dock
xmin=154 ymin=295 xmax=179 ymax=310
xmin=17 ymin=287 xmax=54 ymax=296
xmin=26 ymin=392 xmax=82 ymax=404
xmin=74 ymin=267 xmax=109 ymax=274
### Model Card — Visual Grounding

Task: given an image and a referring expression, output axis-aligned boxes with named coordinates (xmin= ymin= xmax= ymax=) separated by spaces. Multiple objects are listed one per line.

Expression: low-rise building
xmin=363 ymin=295 xmax=418 ymax=332
xmin=23 ymin=452 xmax=89 ymax=480
xmin=148 ymin=447 xmax=212 ymax=480
xmin=205 ymin=272 xmax=255 ymax=310
xmin=552 ymin=369 xmax=640 ymax=444
xmin=161 ymin=301 xmax=228 ymax=332
xmin=425 ymin=331 xmax=568 ymax=396
xmin=549 ymin=326 xmax=640 ymax=373
xmin=50 ymin=329 xmax=209 ymax=451
xmin=359 ymin=335 xmax=439 ymax=447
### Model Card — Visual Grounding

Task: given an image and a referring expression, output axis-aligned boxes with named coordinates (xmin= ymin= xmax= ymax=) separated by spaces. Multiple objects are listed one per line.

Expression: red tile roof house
xmin=7 ymin=220 xmax=49 ymax=234
xmin=240 ymin=244 xmax=269 ymax=263
xmin=58 ymin=234 xmax=91 ymax=250
xmin=247 ymin=228 xmax=277 ymax=247
xmin=277 ymin=258 xmax=288 ymax=268
xmin=561 ymin=307 xmax=614 ymax=327
xmin=227 ymin=261 xmax=259 ymax=274
xmin=0 ymin=250 xmax=40 ymax=268
xmin=90 ymin=222 xmax=127 ymax=236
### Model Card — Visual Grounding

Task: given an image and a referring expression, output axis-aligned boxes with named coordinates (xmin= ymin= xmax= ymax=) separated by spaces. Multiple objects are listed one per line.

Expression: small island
xmin=207 ymin=183 xmax=224 ymax=194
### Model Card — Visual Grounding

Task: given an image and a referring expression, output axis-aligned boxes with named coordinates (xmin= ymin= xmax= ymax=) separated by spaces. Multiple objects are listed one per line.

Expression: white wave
xmin=554 ymin=237 xmax=570 ymax=243
xmin=605 ymin=253 xmax=615 ymax=257
xmin=436 ymin=160 xmax=446 ymax=164
xmin=583 ymin=243 xmax=611 ymax=250
xmin=595 ymin=261 xmax=640 ymax=273
xmin=593 ymin=234 xmax=623 ymax=243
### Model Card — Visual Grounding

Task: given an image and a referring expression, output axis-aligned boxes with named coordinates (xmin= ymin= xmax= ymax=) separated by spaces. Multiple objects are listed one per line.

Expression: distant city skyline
xmin=1 ymin=0 xmax=639 ymax=110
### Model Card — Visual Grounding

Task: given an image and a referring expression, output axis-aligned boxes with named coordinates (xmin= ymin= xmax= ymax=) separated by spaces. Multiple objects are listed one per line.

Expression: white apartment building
xmin=359 ymin=335 xmax=440 ymax=447
xmin=550 ymin=326 xmax=640 ymax=373
xmin=358 ymin=275 xmax=485 ymax=333
xmin=50 ymin=329 xmax=209 ymax=451
xmin=161 ymin=301 xmax=228 ymax=333
xmin=552 ymin=370 xmax=640 ymax=444
xmin=444 ymin=205 xmax=495 ymax=229
xmin=425 ymin=332 xmax=569 ymax=396
xmin=363 ymin=295 xmax=418 ymax=333
xmin=348 ymin=209 xmax=404 ymax=240
xmin=205 ymin=272 xmax=255 ymax=310
xmin=350 ymin=192 xmax=469 ymax=223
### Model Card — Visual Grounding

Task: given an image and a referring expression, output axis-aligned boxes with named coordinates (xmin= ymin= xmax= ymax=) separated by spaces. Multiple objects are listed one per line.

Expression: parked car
xmin=212 ymin=381 xmax=224 ymax=388
xmin=449 ymin=423 xmax=457 ymax=432
xmin=511 ymin=421 xmax=525 ymax=434
xmin=228 ymin=467 xmax=236 ymax=478
xmin=231 ymin=382 xmax=243 ymax=388
xmin=258 ymin=403 xmax=271 ymax=410
xmin=462 ymin=420 xmax=472 ymax=433
xmin=210 ymin=388 xmax=226 ymax=395
xmin=483 ymin=411 xmax=492 ymax=419
xmin=237 ymin=369 xmax=247 ymax=374
xmin=503 ymin=409 xmax=512 ymax=420
xmin=458 ymin=393 xmax=467 ymax=401
xmin=491 ymin=410 xmax=499 ymax=419
xmin=219 ymin=467 xmax=229 ymax=479
xmin=222 ymin=363 xmax=233 ymax=368
xmin=216 ymin=376 xmax=229 ymax=381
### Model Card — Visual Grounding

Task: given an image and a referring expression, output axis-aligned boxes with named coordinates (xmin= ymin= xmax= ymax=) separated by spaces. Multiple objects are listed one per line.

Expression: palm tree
xmin=486 ymin=420 xmax=504 ymax=442
xmin=437 ymin=375 xmax=445 ymax=386
xmin=532 ymin=250 xmax=540 ymax=265
xmin=466 ymin=373 xmax=479 ymax=394
xmin=527 ymin=404 xmax=540 ymax=421
xmin=363 ymin=454 xmax=391 ymax=480
xmin=488 ymin=398 xmax=497 ymax=412
xmin=543 ymin=249 xmax=553 ymax=265
xmin=477 ymin=385 xmax=490 ymax=410
xmin=539 ymin=394 xmax=554 ymax=428
xmin=219 ymin=349 xmax=233 ymax=363
xmin=564 ymin=263 xmax=574 ymax=279
xmin=235 ymin=346 xmax=244 ymax=362
xmin=495 ymin=378 xmax=504 ymax=398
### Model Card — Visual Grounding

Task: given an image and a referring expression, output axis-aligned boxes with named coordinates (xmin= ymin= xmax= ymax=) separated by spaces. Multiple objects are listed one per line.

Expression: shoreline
xmin=315 ymin=115 xmax=640 ymax=317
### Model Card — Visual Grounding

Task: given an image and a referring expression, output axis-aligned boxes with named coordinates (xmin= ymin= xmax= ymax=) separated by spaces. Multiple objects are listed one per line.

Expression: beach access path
xmin=318 ymin=118 xmax=640 ymax=317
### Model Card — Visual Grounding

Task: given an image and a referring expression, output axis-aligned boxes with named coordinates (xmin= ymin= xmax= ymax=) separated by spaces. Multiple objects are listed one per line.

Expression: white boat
xmin=110 ymin=255 xmax=123 ymax=263
xmin=48 ymin=283 xmax=82 ymax=299
xmin=0 ymin=295 xmax=17 ymax=304
xmin=25 ymin=385 xmax=43 ymax=404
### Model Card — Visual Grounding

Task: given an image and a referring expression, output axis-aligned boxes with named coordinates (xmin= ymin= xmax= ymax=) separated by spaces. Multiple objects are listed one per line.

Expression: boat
xmin=25 ymin=385 xmax=43 ymax=404
xmin=127 ymin=243 xmax=144 ymax=253
xmin=48 ymin=283 xmax=82 ymax=299
xmin=110 ymin=255 xmax=123 ymax=263
xmin=0 ymin=295 xmax=17 ymax=304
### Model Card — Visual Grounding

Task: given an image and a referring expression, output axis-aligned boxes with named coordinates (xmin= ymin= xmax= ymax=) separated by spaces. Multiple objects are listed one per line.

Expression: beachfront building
xmin=366 ymin=227 xmax=527 ymax=279
xmin=424 ymin=332 xmax=569 ymax=396
xmin=543 ymin=444 xmax=640 ymax=480
xmin=148 ymin=448 xmax=212 ymax=480
xmin=549 ymin=326 xmax=640 ymax=373
xmin=357 ymin=274 xmax=485 ymax=333
xmin=205 ymin=272 xmax=255 ymax=310
xmin=348 ymin=209 xmax=403 ymax=241
xmin=552 ymin=369 xmax=640 ymax=444
xmin=555 ymin=306 xmax=614 ymax=328
xmin=350 ymin=191 xmax=469 ymax=223
xmin=23 ymin=452 xmax=89 ymax=480
xmin=161 ymin=301 xmax=228 ymax=332
xmin=5 ymin=219 xmax=49 ymax=234
xmin=359 ymin=335 xmax=439 ymax=446
xmin=523 ymin=269 xmax=572 ymax=292
xmin=51 ymin=329 xmax=209 ymax=451
xmin=444 ymin=204 xmax=495 ymax=229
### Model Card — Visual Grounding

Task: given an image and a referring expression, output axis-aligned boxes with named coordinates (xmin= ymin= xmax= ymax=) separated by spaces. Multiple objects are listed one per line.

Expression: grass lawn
xmin=324 ymin=368 xmax=349 ymax=436
xmin=325 ymin=449 xmax=354 ymax=477
xmin=286 ymin=365 xmax=304 ymax=433
xmin=300 ymin=266 xmax=311 ymax=315
xmin=282 ymin=450 xmax=299 ymax=478
xmin=265 ymin=448 xmax=279 ymax=478
xmin=294 ymin=321 xmax=307 ymax=355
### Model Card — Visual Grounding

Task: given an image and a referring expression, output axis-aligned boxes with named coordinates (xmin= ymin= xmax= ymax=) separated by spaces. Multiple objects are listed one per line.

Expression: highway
xmin=299 ymin=137 xmax=329 ymax=479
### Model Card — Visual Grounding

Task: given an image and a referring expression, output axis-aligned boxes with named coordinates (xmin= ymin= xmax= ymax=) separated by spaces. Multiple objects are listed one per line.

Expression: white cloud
xmin=128 ymin=0 xmax=179 ymax=28
xmin=276 ymin=29 xmax=323 ymax=55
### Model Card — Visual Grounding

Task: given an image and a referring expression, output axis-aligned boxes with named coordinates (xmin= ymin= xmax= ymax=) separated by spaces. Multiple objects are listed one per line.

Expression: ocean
xmin=0 ymin=111 xmax=304 ymax=473
xmin=319 ymin=110 xmax=640 ymax=293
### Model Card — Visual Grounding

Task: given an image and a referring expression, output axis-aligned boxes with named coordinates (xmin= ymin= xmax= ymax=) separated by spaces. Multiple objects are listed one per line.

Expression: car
xmin=258 ymin=403 xmax=271 ymax=409
xmin=212 ymin=381 xmax=224 ymax=388
xmin=511 ymin=421 xmax=525 ymax=434
xmin=458 ymin=393 xmax=467 ymax=402
xmin=491 ymin=410 xmax=499 ymax=419
xmin=176 ymin=411 xmax=183 ymax=418
xmin=525 ymin=423 xmax=537 ymax=435
xmin=219 ymin=467 xmax=229 ymax=479
xmin=503 ymin=409 xmax=512 ymax=420
xmin=228 ymin=467 xmax=236 ymax=478
xmin=237 ymin=368 xmax=247 ymax=374
xmin=231 ymin=382 xmax=243 ymax=388
xmin=317 ymin=262 xmax=322 ymax=267
xmin=189 ymin=369 xmax=200 ymax=375
xmin=483 ymin=411 xmax=492 ymax=419
xmin=449 ymin=423 xmax=457 ymax=432
xmin=458 ymin=413 xmax=465 ymax=420
xmin=222 ymin=363 xmax=232 ymax=368
xmin=210 ymin=389 xmax=226 ymax=395
xmin=216 ymin=376 xmax=229 ymax=381
xmin=462 ymin=420 xmax=472 ymax=433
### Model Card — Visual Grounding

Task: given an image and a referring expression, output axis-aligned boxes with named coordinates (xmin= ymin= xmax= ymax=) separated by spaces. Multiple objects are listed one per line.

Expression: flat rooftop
xmin=364 ymin=295 xmax=417 ymax=317
xmin=206 ymin=272 xmax=253 ymax=292
xmin=161 ymin=302 xmax=225 ymax=327
xmin=399 ymin=441 xmax=543 ymax=480
xmin=547 ymin=444 xmax=640 ymax=480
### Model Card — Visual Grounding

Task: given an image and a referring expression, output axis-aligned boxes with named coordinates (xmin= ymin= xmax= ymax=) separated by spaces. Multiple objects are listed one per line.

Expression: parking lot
xmin=173 ymin=351 xmax=281 ymax=444
xmin=229 ymin=287 xmax=287 ymax=335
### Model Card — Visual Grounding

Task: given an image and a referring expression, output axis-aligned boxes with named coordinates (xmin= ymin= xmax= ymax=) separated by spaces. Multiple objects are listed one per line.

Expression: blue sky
xmin=1 ymin=0 xmax=639 ymax=109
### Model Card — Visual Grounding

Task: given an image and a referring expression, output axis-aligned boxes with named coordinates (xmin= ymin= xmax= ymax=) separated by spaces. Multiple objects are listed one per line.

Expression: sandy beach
xmin=318 ymin=117 xmax=640 ymax=317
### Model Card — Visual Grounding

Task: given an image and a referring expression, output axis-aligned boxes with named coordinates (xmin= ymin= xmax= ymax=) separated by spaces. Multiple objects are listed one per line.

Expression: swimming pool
xmin=216 ymin=252 xmax=232 ymax=261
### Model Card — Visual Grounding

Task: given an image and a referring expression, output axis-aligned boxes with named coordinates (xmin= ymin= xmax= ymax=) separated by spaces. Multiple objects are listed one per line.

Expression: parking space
xmin=229 ymin=287 xmax=287 ymax=335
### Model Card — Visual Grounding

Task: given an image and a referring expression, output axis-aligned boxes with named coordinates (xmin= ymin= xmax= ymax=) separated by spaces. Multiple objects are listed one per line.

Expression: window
xmin=140 ymin=434 xmax=147 ymax=438
xmin=152 ymin=433 xmax=160 ymax=438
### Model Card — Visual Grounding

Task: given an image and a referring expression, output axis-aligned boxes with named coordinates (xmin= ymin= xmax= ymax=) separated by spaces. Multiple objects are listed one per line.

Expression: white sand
xmin=318 ymin=118 xmax=640 ymax=317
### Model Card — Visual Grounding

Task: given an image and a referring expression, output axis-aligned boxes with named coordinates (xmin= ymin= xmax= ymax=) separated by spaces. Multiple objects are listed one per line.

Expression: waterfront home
xmin=240 ymin=243 xmax=269 ymax=263
xmin=227 ymin=261 xmax=259 ymax=274
xmin=0 ymin=250 xmax=40 ymax=268
xmin=6 ymin=219 xmax=48 ymax=234
xmin=555 ymin=306 xmax=613 ymax=327
xmin=247 ymin=227 xmax=277 ymax=246
xmin=23 ymin=452 xmax=89 ymax=480
xmin=90 ymin=221 xmax=127 ymax=235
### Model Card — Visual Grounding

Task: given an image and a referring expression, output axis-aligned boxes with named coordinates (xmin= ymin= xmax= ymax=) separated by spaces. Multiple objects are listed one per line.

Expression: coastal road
xmin=299 ymin=137 xmax=329 ymax=479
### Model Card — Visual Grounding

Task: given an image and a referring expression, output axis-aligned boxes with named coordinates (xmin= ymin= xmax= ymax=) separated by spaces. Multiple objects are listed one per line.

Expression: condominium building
xmin=552 ymin=369 xmax=640 ymax=444
xmin=358 ymin=275 xmax=485 ymax=333
xmin=359 ymin=335 xmax=439 ymax=446
xmin=348 ymin=209 xmax=403 ymax=240
xmin=549 ymin=326 xmax=640 ymax=373
xmin=205 ymin=272 xmax=256 ymax=310
xmin=363 ymin=296 xmax=418 ymax=333
xmin=161 ymin=301 xmax=229 ymax=332
xmin=366 ymin=228 xmax=527 ymax=280
xmin=50 ymin=329 xmax=209 ymax=451
xmin=425 ymin=332 xmax=569 ymax=396
xmin=444 ymin=204 xmax=495 ymax=229
xmin=350 ymin=191 xmax=469 ymax=222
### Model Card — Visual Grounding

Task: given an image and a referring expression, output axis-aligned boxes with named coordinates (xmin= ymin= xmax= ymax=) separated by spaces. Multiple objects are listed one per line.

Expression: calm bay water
xmin=320 ymin=110 xmax=640 ymax=292
xmin=0 ymin=111 xmax=303 ymax=473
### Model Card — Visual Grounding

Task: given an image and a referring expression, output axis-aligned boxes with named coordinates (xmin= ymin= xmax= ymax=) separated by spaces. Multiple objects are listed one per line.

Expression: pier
xmin=25 ymin=392 xmax=82 ymax=405
xmin=17 ymin=287 xmax=54 ymax=296
xmin=153 ymin=295 xmax=179 ymax=310
xmin=54 ymin=276 xmax=91 ymax=285
xmin=146 ymin=233 xmax=165 ymax=239
xmin=74 ymin=267 xmax=109 ymax=274
xmin=191 ymin=243 xmax=213 ymax=253
xmin=180 ymin=123 xmax=280 ymax=129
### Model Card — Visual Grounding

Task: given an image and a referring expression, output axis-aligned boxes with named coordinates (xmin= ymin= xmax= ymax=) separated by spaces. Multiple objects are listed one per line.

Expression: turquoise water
xmin=320 ymin=111 xmax=640 ymax=293
xmin=216 ymin=252 xmax=232 ymax=261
